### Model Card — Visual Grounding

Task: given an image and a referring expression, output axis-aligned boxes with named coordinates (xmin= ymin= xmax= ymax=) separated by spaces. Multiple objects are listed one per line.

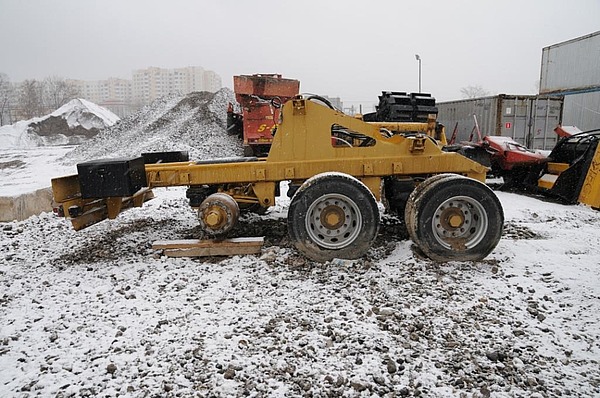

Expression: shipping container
xmin=540 ymin=31 xmax=600 ymax=95
xmin=437 ymin=95 xmax=564 ymax=150
xmin=562 ymin=91 xmax=600 ymax=131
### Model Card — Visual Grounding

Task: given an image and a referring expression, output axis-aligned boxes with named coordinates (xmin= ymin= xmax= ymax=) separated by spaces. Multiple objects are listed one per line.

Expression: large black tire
xmin=405 ymin=175 xmax=504 ymax=262
xmin=288 ymin=173 xmax=380 ymax=262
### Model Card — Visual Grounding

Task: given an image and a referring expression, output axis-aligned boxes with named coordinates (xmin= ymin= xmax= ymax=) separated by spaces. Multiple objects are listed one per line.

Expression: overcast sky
xmin=1 ymin=0 xmax=598 ymax=108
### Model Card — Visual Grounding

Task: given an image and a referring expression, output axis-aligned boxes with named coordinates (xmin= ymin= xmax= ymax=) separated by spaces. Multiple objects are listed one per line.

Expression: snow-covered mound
xmin=0 ymin=99 xmax=119 ymax=149
xmin=63 ymin=88 xmax=243 ymax=163
xmin=50 ymin=98 xmax=120 ymax=129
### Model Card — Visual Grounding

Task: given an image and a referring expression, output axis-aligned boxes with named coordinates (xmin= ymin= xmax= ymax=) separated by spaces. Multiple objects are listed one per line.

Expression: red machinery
xmin=227 ymin=74 xmax=299 ymax=156
xmin=483 ymin=136 xmax=547 ymax=172
xmin=447 ymin=115 xmax=547 ymax=177
xmin=554 ymin=125 xmax=582 ymax=139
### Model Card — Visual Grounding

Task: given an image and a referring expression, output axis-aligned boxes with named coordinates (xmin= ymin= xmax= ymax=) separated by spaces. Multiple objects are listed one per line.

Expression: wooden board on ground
xmin=152 ymin=237 xmax=264 ymax=257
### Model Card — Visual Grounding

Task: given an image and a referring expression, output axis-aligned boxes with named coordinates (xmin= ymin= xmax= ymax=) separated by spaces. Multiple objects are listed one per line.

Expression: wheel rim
xmin=305 ymin=193 xmax=362 ymax=250
xmin=431 ymin=195 xmax=488 ymax=250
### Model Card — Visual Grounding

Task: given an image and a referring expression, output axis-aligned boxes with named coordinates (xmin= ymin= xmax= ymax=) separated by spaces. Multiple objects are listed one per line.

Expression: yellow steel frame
xmin=144 ymin=99 xmax=486 ymax=205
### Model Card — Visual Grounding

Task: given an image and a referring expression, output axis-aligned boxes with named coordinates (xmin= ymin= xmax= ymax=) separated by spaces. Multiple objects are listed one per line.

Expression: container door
xmin=501 ymin=97 xmax=530 ymax=146
xmin=530 ymin=98 xmax=562 ymax=150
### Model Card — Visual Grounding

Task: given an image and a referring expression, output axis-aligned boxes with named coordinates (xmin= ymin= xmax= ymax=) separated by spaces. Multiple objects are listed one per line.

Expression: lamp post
xmin=415 ymin=54 xmax=422 ymax=93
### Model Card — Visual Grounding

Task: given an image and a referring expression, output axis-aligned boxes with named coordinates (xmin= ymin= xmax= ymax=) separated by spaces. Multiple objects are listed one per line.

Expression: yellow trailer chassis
xmin=52 ymin=97 xmax=504 ymax=262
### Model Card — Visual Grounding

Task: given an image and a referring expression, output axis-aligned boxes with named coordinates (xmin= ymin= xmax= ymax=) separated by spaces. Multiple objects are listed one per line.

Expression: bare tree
xmin=0 ymin=73 xmax=14 ymax=125
xmin=460 ymin=85 xmax=490 ymax=99
xmin=18 ymin=79 xmax=45 ymax=119
xmin=43 ymin=76 xmax=81 ymax=110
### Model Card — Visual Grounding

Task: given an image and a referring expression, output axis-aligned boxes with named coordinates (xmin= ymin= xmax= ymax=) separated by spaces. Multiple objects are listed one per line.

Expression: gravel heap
xmin=63 ymin=88 xmax=243 ymax=164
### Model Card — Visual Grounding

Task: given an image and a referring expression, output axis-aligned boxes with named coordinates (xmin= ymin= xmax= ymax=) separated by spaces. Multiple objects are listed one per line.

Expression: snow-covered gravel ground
xmin=1 ymin=185 xmax=599 ymax=397
xmin=0 ymin=146 xmax=76 ymax=196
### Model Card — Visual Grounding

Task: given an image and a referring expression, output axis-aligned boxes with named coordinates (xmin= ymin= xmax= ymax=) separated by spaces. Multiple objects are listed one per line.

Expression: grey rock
xmin=106 ymin=363 xmax=117 ymax=374
xmin=351 ymin=381 xmax=368 ymax=392
xmin=373 ymin=375 xmax=386 ymax=385
xmin=223 ymin=368 xmax=236 ymax=380
xmin=387 ymin=359 xmax=397 ymax=374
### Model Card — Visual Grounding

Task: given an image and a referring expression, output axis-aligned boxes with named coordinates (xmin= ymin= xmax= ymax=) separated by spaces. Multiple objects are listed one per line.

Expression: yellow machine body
xmin=576 ymin=143 xmax=600 ymax=208
xmin=535 ymin=130 xmax=600 ymax=210
xmin=144 ymin=99 xmax=485 ymax=203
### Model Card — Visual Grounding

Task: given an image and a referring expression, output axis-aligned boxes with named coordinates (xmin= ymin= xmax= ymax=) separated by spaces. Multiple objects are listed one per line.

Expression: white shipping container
xmin=562 ymin=91 xmax=600 ymax=131
xmin=540 ymin=31 xmax=600 ymax=95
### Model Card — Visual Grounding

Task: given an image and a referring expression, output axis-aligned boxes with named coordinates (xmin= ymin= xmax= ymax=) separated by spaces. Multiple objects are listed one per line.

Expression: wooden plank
xmin=152 ymin=237 xmax=264 ymax=257
xmin=163 ymin=245 xmax=262 ymax=257
xmin=152 ymin=237 xmax=263 ymax=250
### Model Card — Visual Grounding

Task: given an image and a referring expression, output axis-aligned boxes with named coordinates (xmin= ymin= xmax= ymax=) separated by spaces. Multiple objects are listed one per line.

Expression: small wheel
xmin=405 ymin=175 xmax=504 ymax=261
xmin=288 ymin=173 xmax=380 ymax=262
xmin=198 ymin=193 xmax=240 ymax=236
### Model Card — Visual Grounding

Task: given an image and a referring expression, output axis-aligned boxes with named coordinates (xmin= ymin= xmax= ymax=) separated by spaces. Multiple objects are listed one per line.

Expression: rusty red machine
xmin=227 ymin=74 xmax=300 ymax=156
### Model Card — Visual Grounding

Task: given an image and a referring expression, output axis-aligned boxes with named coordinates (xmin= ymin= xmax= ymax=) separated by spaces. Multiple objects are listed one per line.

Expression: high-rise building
xmin=71 ymin=77 xmax=133 ymax=118
xmin=132 ymin=66 xmax=222 ymax=107
xmin=72 ymin=66 xmax=222 ymax=117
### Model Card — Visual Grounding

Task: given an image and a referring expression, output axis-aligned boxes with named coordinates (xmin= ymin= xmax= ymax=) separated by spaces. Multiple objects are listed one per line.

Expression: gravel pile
xmin=62 ymin=88 xmax=243 ymax=164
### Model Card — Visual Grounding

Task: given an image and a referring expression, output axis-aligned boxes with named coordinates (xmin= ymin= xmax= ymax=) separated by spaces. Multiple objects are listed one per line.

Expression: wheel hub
xmin=198 ymin=193 xmax=240 ymax=236
xmin=321 ymin=205 xmax=345 ymax=229
xmin=448 ymin=214 xmax=463 ymax=228
xmin=204 ymin=208 xmax=226 ymax=229
xmin=441 ymin=208 xmax=465 ymax=229
xmin=432 ymin=196 xmax=488 ymax=250
xmin=305 ymin=194 xmax=362 ymax=250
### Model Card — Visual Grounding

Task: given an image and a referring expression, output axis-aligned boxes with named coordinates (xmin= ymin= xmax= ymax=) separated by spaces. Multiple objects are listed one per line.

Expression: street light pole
xmin=415 ymin=54 xmax=421 ymax=93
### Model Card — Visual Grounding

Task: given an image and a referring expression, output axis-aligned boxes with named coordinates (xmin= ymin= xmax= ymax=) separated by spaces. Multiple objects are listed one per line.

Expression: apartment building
xmin=75 ymin=66 xmax=222 ymax=117
xmin=70 ymin=78 xmax=134 ymax=118
xmin=132 ymin=66 xmax=222 ymax=106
